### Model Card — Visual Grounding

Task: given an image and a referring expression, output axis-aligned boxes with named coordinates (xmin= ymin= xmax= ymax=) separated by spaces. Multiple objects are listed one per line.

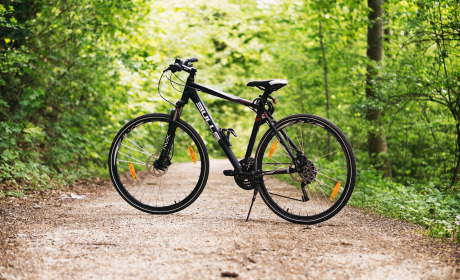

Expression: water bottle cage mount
xmin=220 ymin=128 xmax=237 ymax=146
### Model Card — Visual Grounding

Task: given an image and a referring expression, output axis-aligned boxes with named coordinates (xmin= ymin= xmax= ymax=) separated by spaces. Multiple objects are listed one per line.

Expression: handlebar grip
xmin=183 ymin=57 xmax=198 ymax=64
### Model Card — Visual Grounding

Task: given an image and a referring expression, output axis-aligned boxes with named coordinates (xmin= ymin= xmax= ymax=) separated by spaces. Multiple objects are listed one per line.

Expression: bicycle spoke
xmin=170 ymin=163 xmax=202 ymax=170
xmin=268 ymin=192 xmax=303 ymax=202
xmin=146 ymin=177 xmax=160 ymax=205
xmin=121 ymin=144 xmax=152 ymax=156
xmin=132 ymin=127 xmax=152 ymax=156
xmin=133 ymin=172 xmax=152 ymax=197
xmin=274 ymin=137 xmax=292 ymax=157
xmin=147 ymin=124 xmax=161 ymax=153
xmin=299 ymin=124 xmax=306 ymax=154
xmin=267 ymin=157 xmax=286 ymax=166
xmin=313 ymin=145 xmax=341 ymax=161
xmin=118 ymin=152 xmax=145 ymax=165
xmin=274 ymin=147 xmax=291 ymax=159
xmin=156 ymin=176 xmax=164 ymax=207
xmin=312 ymin=181 xmax=330 ymax=200
xmin=316 ymin=170 xmax=341 ymax=182
xmin=314 ymin=178 xmax=334 ymax=190
xmin=117 ymin=159 xmax=144 ymax=165
xmin=316 ymin=166 xmax=345 ymax=175
xmin=124 ymin=136 xmax=152 ymax=156
xmin=291 ymin=125 xmax=305 ymax=154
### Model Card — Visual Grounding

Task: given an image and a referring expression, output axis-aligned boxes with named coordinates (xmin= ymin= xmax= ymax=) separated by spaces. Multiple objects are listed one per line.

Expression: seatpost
xmin=261 ymin=89 xmax=273 ymax=100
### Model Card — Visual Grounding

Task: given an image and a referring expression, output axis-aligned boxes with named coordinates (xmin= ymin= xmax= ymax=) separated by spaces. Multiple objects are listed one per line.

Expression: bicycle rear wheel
xmin=255 ymin=114 xmax=356 ymax=224
xmin=108 ymin=113 xmax=209 ymax=214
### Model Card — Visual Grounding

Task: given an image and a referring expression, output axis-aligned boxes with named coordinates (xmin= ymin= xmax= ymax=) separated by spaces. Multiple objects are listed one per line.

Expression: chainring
xmin=234 ymin=175 xmax=255 ymax=190
xmin=234 ymin=158 xmax=258 ymax=190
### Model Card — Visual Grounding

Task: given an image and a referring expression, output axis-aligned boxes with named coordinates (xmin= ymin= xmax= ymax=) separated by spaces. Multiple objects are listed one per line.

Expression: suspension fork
xmin=155 ymin=101 xmax=186 ymax=169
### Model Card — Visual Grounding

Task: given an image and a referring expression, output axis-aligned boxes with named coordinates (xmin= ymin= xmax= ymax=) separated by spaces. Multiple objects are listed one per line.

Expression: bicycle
xmin=108 ymin=57 xmax=356 ymax=224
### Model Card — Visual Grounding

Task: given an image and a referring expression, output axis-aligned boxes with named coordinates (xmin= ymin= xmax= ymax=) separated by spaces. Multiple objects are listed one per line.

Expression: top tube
xmin=190 ymin=82 xmax=257 ymax=109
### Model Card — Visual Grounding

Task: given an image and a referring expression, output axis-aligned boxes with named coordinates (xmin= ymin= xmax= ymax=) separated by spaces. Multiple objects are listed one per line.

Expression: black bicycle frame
xmin=158 ymin=72 xmax=301 ymax=175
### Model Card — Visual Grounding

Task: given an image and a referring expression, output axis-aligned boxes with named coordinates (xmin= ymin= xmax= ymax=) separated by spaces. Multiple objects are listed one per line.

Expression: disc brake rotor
xmin=146 ymin=154 xmax=168 ymax=177
xmin=290 ymin=156 xmax=317 ymax=185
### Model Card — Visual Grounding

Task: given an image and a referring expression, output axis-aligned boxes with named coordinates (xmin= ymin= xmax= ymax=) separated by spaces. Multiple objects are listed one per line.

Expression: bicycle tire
xmin=108 ymin=113 xmax=209 ymax=214
xmin=255 ymin=114 xmax=356 ymax=224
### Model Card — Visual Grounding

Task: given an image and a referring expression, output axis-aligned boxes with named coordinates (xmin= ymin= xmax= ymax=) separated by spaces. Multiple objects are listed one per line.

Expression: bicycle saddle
xmin=246 ymin=79 xmax=288 ymax=92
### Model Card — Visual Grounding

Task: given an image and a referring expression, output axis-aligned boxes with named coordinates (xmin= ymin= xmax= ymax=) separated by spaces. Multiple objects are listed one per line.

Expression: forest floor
xmin=0 ymin=159 xmax=459 ymax=280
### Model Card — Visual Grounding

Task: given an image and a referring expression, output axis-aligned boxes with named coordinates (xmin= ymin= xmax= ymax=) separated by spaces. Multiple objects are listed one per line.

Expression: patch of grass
xmin=0 ymin=160 xmax=107 ymax=198
xmin=350 ymin=169 xmax=460 ymax=243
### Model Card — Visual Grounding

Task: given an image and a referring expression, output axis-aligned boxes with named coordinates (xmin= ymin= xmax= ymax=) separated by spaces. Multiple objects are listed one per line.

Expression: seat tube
xmin=244 ymin=113 xmax=264 ymax=162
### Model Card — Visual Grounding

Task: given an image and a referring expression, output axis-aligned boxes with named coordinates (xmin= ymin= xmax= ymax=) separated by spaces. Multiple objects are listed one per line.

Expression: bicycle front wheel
xmin=255 ymin=114 xmax=356 ymax=224
xmin=108 ymin=113 xmax=209 ymax=214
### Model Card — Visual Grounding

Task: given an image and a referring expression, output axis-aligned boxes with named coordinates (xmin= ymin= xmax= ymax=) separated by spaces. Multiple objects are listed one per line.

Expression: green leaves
xmin=1 ymin=149 xmax=18 ymax=161
xmin=0 ymin=0 xmax=149 ymax=194
xmin=19 ymin=87 xmax=45 ymax=110
xmin=351 ymin=169 xmax=460 ymax=242
xmin=23 ymin=123 xmax=45 ymax=142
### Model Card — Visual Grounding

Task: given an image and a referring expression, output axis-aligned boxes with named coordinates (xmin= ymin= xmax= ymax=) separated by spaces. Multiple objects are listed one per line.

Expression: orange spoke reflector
xmin=268 ymin=140 xmax=279 ymax=159
xmin=188 ymin=145 xmax=197 ymax=164
xmin=330 ymin=181 xmax=342 ymax=200
xmin=128 ymin=161 xmax=137 ymax=180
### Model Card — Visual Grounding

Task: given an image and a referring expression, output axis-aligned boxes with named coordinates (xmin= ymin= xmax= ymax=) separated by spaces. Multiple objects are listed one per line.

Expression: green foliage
xmin=0 ymin=0 xmax=458 ymax=244
xmin=351 ymin=169 xmax=460 ymax=242
xmin=381 ymin=0 xmax=460 ymax=184
xmin=0 ymin=0 xmax=148 ymax=193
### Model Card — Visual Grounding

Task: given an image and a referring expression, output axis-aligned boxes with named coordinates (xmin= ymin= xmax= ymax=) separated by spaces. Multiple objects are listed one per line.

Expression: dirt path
xmin=1 ymin=159 xmax=459 ymax=279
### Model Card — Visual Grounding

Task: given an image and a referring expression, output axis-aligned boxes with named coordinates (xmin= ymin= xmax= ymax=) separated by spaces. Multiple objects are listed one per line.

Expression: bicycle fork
xmin=155 ymin=107 xmax=183 ymax=170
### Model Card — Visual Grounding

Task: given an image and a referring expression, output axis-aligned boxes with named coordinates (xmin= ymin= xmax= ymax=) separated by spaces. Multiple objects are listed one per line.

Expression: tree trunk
xmin=318 ymin=22 xmax=330 ymax=120
xmin=319 ymin=21 xmax=331 ymax=159
xmin=383 ymin=0 xmax=391 ymax=56
xmin=366 ymin=0 xmax=392 ymax=178
xmin=451 ymin=122 xmax=460 ymax=187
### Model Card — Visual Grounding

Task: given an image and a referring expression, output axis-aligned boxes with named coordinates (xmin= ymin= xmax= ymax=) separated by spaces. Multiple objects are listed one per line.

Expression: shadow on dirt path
xmin=1 ymin=159 xmax=459 ymax=279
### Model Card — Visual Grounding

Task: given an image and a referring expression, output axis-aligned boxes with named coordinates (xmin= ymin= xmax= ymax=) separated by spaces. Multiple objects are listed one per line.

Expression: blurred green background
xmin=1 ymin=0 xmax=459 ymax=241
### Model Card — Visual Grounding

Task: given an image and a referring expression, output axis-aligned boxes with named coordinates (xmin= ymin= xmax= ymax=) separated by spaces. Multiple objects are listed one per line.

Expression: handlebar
xmin=164 ymin=57 xmax=198 ymax=73
xmin=183 ymin=57 xmax=198 ymax=64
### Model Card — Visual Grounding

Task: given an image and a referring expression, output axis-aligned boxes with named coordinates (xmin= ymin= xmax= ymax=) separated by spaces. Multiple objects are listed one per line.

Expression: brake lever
xmin=163 ymin=60 xmax=195 ymax=74
xmin=164 ymin=63 xmax=182 ymax=73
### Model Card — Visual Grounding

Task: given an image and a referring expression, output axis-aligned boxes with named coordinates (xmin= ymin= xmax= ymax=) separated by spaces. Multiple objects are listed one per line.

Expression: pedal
xmin=223 ymin=170 xmax=235 ymax=176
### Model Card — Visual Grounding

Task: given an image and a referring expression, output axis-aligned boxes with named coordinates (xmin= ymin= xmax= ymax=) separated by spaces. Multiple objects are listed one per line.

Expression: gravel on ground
xmin=1 ymin=159 xmax=459 ymax=279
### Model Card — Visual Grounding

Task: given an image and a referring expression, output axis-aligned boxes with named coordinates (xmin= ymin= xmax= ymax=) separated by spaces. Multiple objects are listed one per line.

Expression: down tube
xmin=188 ymin=90 xmax=242 ymax=171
